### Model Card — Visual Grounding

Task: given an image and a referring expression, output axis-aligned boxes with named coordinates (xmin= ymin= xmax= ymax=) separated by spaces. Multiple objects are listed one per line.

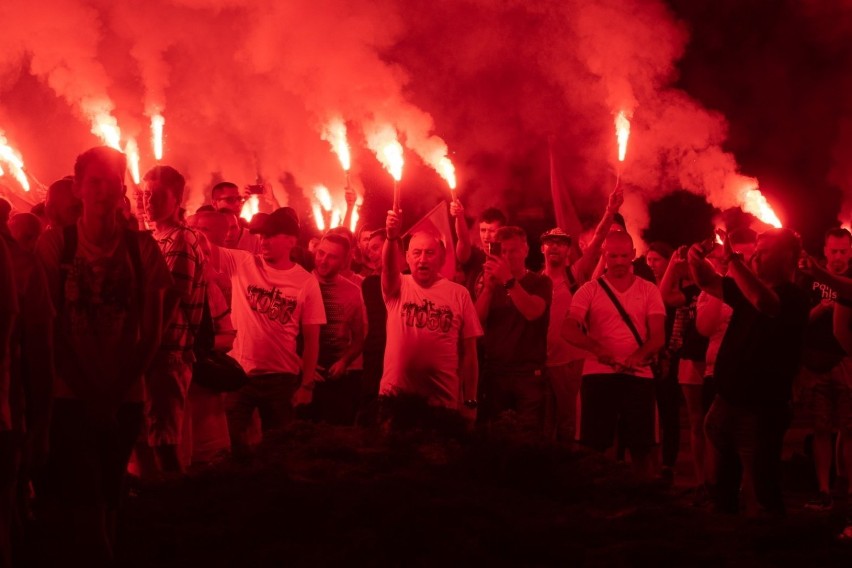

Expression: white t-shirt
xmin=219 ymin=248 xmax=326 ymax=375
xmin=696 ymin=291 xmax=733 ymax=378
xmin=380 ymin=275 xmax=483 ymax=409
xmin=568 ymin=276 xmax=666 ymax=379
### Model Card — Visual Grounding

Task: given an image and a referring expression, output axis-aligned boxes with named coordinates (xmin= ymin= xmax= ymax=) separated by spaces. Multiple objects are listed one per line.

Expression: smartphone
xmin=488 ymin=241 xmax=502 ymax=256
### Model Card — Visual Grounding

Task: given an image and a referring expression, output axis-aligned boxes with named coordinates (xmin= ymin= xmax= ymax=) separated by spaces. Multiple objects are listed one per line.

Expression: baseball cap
xmin=540 ymin=227 xmax=572 ymax=244
xmin=248 ymin=207 xmax=300 ymax=237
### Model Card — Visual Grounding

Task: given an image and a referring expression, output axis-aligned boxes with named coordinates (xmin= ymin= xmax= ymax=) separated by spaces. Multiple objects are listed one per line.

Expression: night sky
xmin=665 ymin=0 xmax=852 ymax=250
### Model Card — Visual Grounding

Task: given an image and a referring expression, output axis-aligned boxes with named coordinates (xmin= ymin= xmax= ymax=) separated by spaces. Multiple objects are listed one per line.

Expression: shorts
xmin=677 ymin=359 xmax=706 ymax=386
xmin=41 ymin=399 xmax=144 ymax=509
xmin=146 ymin=351 xmax=193 ymax=446
xmin=578 ymin=373 xmax=655 ymax=454
xmin=809 ymin=358 xmax=852 ymax=433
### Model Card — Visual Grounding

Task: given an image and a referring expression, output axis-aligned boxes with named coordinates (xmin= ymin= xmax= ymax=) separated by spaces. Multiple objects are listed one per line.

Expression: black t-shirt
xmin=714 ymin=277 xmax=809 ymax=409
xmin=462 ymin=246 xmax=487 ymax=300
xmin=798 ymin=265 xmax=852 ymax=371
xmin=361 ymin=275 xmax=387 ymax=368
xmin=482 ymin=272 xmax=552 ymax=371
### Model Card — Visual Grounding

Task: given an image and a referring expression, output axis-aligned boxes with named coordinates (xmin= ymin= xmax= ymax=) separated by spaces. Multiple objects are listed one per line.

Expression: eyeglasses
xmin=217 ymin=196 xmax=245 ymax=204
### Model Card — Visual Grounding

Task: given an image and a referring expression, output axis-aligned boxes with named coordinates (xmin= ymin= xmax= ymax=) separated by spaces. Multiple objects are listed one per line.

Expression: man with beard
xmin=379 ymin=210 xmax=481 ymax=421
xmin=563 ymin=231 xmax=666 ymax=476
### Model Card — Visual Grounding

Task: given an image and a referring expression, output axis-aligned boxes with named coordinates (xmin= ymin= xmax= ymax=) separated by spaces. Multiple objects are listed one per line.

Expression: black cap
xmin=249 ymin=207 xmax=299 ymax=237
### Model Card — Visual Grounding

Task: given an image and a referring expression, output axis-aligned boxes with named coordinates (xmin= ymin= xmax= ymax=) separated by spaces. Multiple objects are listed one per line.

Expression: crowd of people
xmin=1 ymin=144 xmax=852 ymax=563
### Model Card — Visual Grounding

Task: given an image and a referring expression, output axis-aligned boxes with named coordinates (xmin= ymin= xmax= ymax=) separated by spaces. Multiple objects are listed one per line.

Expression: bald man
xmin=380 ymin=210 xmax=482 ymax=421
xmin=562 ymin=231 xmax=666 ymax=475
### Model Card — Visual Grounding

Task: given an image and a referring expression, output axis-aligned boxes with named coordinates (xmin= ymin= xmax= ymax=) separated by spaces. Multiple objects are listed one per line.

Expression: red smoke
xmin=0 ymin=0 xmax=825 ymax=235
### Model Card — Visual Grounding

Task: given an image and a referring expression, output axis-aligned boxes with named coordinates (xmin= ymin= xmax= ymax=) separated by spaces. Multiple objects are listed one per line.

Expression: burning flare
xmin=382 ymin=141 xmax=404 ymax=182
xmin=92 ymin=112 xmax=122 ymax=150
xmin=0 ymin=132 xmax=30 ymax=191
xmin=151 ymin=114 xmax=165 ymax=161
xmin=314 ymin=185 xmax=333 ymax=212
xmin=615 ymin=111 xmax=631 ymax=162
xmin=321 ymin=118 xmax=351 ymax=172
xmin=350 ymin=201 xmax=361 ymax=233
xmin=124 ymin=139 xmax=141 ymax=185
xmin=739 ymin=182 xmax=782 ymax=228
xmin=436 ymin=156 xmax=457 ymax=190
xmin=312 ymin=202 xmax=326 ymax=231
xmin=240 ymin=194 xmax=260 ymax=223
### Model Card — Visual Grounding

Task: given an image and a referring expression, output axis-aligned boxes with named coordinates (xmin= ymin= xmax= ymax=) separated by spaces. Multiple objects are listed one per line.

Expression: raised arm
xmin=688 ymin=241 xmax=723 ymax=299
xmin=721 ymin=231 xmax=780 ymax=317
xmin=659 ymin=247 xmax=688 ymax=307
xmin=342 ymin=187 xmax=356 ymax=232
xmin=381 ymin=210 xmax=403 ymax=298
xmin=573 ymin=188 xmax=623 ymax=284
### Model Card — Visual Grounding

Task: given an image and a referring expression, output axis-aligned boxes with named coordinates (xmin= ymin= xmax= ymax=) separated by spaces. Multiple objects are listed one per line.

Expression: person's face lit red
xmin=260 ymin=232 xmax=295 ymax=264
xmin=824 ymin=235 xmax=851 ymax=274
xmin=479 ymin=221 xmax=502 ymax=246
xmin=542 ymin=239 xmax=570 ymax=268
xmin=314 ymin=239 xmax=347 ymax=279
xmin=645 ymin=251 xmax=668 ymax=282
xmin=222 ymin=212 xmax=240 ymax=247
xmin=367 ymin=235 xmax=385 ymax=268
xmin=407 ymin=233 xmax=444 ymax=286
xmin=213 ymin=186 xmax=244 ymax=215
xmin=74 ymin=160 xmax=125 ymax=220
xmin=190 ymin=213 xmax=228 ymax=247
xmin=605 ymin=238 xmax=636 ymax=279
xmin=359 ymin=230 xmax=373 ymax=256
xmin=142 ymin=180 xmax=178 ymax=224
xmin=500 ymin=236 xmax=528 ymax=274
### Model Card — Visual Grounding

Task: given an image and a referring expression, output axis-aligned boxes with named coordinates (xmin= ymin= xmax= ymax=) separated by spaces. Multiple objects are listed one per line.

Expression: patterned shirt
xmin=153 ymin=225 xmax=206 ymax=362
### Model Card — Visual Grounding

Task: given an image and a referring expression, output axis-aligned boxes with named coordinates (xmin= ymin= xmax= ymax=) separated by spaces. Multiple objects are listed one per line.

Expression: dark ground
xmin=107 ymin=410 xmax=852 ymax=568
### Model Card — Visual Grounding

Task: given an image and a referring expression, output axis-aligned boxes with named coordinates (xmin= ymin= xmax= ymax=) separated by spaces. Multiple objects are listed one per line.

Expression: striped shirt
xmin=153 ymin=224 xmax=206 ymax=362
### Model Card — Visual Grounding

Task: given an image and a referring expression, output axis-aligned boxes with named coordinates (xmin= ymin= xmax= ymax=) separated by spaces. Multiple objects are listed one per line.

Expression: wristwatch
xmin=726 ymin=251 xmax=744 ymax=263
xmin=503 ymin=278 xmax=517 ymax=290
xmin=463 ymin=399 xmax=478 ymax=409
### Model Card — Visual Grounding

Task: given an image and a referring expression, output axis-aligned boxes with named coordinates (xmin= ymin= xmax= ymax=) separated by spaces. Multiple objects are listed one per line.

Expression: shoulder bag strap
xmin=597 ymin=277 xmax=644 ymax=347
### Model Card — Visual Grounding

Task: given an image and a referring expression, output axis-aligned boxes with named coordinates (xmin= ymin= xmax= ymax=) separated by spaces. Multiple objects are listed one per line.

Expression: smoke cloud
xmin=0 ymin=0 xmax=813 ymax=236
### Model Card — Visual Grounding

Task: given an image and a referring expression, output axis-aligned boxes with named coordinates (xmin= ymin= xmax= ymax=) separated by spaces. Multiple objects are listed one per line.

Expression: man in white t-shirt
xmin=380 ymin=210 xmax=482 ymax=421
xmin=210 ymin=207 xmax=326 ymax=456
xmin=563 ymin=231 xmax=666 ymax=474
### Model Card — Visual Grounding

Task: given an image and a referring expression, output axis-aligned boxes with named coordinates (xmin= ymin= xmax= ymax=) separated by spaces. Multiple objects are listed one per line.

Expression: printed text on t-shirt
xmin=247 ymin=284 xmax=297 ymax=324
xmin=402 ymin=299 xmax=454 ymax=333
